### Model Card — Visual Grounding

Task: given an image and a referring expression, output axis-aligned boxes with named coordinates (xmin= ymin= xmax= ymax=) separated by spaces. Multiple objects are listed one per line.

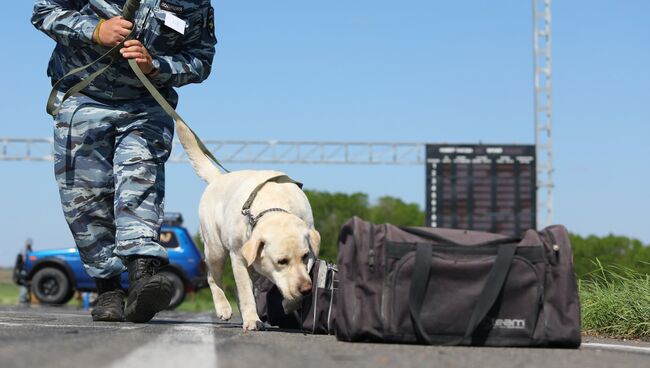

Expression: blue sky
xmin=0 ymin=1 xmax=648 ymax=266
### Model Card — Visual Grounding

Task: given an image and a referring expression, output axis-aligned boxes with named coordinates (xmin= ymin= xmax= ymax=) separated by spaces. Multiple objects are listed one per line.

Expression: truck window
xmin=160 ymin=231 xmax=180 ymax=248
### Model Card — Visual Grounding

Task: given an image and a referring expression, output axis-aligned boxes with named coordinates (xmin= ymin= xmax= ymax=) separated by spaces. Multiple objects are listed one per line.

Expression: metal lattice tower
xmin=533 ymin=0 xmax=554 ymax=227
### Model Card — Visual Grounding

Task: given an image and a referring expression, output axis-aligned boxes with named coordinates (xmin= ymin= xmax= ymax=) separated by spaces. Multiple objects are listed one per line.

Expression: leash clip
xmin=242 ymin=209 xmax=256 ymax=228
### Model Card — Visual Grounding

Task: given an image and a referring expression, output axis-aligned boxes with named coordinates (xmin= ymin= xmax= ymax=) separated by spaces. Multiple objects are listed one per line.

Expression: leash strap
xmin=46 ymin=36 xmax=131 ymax=116
xmin=47 ymin=0 xmax=141 ymax=116
xmin=126 ymin=58 xmax=230 ymax=173
xmin=46 ymin=0 xmax=229 ymax=173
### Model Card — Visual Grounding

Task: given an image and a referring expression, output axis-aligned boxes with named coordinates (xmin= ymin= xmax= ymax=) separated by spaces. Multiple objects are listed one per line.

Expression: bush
xmin=571 ymin=234 xmax=650 ymax=279
xmin=580 ymin=261 xmax=650 ymax=340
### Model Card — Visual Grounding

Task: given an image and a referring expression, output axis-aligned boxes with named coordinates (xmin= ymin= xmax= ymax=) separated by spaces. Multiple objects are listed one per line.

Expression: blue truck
xmin=13 ymin=213 xmax=207 ymax=309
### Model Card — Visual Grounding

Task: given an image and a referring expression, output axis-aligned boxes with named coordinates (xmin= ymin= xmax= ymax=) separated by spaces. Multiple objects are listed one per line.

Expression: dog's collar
xmin=241 ymin=174 xmax=303 ymax=230
xmin=242 ymin=207 xmax=290 ymax=229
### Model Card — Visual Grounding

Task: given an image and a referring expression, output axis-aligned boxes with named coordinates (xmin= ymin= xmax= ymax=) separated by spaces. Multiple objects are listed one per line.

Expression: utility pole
xmin=533 ymin=0 xmax=554 ymax=227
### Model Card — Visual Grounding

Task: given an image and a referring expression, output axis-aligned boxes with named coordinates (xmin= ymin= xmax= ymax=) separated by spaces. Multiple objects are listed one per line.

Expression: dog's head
xmin=241 ymin=214 xmax=321 ymax=302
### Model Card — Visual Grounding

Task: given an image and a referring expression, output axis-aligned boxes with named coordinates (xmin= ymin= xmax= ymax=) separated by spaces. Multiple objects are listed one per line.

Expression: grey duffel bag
xmin=254 ymin=259 xmax=338 ymax=334
xmin=334 ymin=217 xmax=581 ymax=347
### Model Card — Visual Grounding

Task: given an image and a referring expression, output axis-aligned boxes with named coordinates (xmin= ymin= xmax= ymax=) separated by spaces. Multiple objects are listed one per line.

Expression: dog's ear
xmin=308 ymin=229 xmax=321 ymax=257
xmin=241 ymin=237 xmax=265 ymax=267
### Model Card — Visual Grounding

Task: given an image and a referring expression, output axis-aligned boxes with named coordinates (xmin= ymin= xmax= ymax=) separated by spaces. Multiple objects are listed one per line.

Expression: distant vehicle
xmin=13 ymin=213 xmax=207 ymax=309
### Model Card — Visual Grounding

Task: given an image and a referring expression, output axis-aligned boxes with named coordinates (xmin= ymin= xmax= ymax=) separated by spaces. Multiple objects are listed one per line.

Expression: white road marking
xmin=0 ymin=321 xmax=142 ymax=330
xmin=106 ymin=322 xmax=218 ymax=368
xmin=582 ymin=342 xmax=650 ymax=355
xmin=0 ymin=310 xmax=90 ymax=318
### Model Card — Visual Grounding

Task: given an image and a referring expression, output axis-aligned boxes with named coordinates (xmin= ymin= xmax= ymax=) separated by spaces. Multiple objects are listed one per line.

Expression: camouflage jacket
xmin=32 ymin=0 xmax=217 ymax=106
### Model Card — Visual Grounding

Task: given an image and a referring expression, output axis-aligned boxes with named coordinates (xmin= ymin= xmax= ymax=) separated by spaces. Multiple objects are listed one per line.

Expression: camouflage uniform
xmin=32 ymin=0 xmax=217 ymax=279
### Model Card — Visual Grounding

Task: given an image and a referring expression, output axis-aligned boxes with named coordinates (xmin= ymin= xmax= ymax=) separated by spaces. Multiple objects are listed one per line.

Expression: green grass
xmin=580 ymin=260 xmax=650 ymax=340
xmin=177 ymin=288 xmax=215 ymax=312
xmin=177 ymin=288 xmax=239 ymax=315
xmin=0 ymin=283 xmax=19 ymax=305
xmin=0 ymin=269 xmax=19 ymax=305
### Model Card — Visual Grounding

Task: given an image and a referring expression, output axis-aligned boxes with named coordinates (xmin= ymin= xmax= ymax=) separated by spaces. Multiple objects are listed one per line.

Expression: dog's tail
xmin=174 ymin=119 xmax=222 ymax=183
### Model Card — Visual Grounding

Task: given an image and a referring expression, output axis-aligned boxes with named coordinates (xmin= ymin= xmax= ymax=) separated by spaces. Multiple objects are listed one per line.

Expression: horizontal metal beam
xmin=0 ymin=137 xmax=427 ymax=165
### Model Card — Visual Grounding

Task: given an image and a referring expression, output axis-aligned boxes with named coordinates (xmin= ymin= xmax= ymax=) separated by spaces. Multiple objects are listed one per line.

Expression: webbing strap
xmin=240 ymin=175 xmax=304 ymax=229
xmin=126 ymin=58 xmax=230 ymax=173
xmin=46 ymin=0 xmax=228 ymax=173
xmin=461 ymin=243 xmax=517 ymax=341
xmin=45 ymin=40 xmax=229 ymax=173
xmin=408 ymin=243 xmax=434 ymax=344
xmin=408 ymin=243 xmax=518 ymax=345
xmin=46 ymin=36 xmax=131 ymax=116
xmin=241 ymin=175 xmax=304 ymax=213
xmin=48 ymin=0 xmax=140 ymax=116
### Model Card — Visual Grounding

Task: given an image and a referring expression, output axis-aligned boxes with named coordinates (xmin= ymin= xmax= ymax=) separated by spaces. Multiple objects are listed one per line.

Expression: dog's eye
xmin=302 ymin=254 xmax=309 ymax=263
xmin=278 ymin=258 xmax=289 ymax=266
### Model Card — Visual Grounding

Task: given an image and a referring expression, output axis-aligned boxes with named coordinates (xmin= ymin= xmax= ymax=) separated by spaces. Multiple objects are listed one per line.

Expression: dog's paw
xmin=242 ymin=319 xmax=263 ymax=332
xmin=214 ymin=302 xmax=232 ymax=321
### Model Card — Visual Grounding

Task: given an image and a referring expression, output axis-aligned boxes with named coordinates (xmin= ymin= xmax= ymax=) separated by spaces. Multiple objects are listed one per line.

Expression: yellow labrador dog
xmin=175 ymin=121 xmax=321 ymax=331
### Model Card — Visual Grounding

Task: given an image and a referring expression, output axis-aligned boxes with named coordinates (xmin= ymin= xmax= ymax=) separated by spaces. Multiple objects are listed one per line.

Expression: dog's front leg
xmin=230 ymin=253 xmax=263 ymax=331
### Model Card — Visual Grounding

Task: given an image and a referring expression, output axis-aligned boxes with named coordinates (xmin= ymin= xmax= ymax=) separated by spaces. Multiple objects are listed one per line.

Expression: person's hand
xmin=120 ymin=40 xmax=155 ymax=75
xmin=97 ymin=16 xmax=133 ymax=47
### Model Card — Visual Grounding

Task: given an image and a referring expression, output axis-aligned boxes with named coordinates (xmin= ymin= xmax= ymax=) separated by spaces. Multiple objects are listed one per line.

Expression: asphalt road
xmin=0 ymin=306 xmax=648 ymax=368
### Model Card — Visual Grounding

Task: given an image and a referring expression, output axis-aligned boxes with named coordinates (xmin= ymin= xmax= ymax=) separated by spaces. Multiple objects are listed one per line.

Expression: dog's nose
xmin=299 ymin=282 xmax=312 ymax=295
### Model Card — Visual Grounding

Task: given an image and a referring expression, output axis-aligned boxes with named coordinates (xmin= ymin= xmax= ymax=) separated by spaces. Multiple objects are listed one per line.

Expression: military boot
xmin=91 ymin=276 xmax=125 ymax=322
xmin=125 ymin=257 xmax=174 ymax=323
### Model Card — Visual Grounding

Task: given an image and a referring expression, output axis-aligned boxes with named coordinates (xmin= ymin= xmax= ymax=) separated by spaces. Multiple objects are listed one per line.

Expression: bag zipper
xmin=327 ymin=264 xmax=336 ymax=334
xmin=368 ymin=224 xmax=376 ymax=273
xmin=543 ymin=227 xmax=561 ymax=265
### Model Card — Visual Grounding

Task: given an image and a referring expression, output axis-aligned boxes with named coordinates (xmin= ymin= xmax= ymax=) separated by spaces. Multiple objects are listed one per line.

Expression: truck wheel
xmin=160 ymin=271 xmax=185 ymax=310
xmin=31 ymin=267 xmax=73 ymax=305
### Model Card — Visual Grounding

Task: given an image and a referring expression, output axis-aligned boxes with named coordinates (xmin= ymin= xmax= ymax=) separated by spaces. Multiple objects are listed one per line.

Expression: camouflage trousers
xmin=53 ymin=93 xmax=173 ymax=279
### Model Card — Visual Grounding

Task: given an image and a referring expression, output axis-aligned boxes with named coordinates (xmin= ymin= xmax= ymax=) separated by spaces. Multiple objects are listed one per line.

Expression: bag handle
xmin=460 ymin=243 xmax=517 ymax=342
xmin=401 ymin=227 xmax=521 ymax=247
xmin=408 ymin=243 xmax=517 ymax=345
